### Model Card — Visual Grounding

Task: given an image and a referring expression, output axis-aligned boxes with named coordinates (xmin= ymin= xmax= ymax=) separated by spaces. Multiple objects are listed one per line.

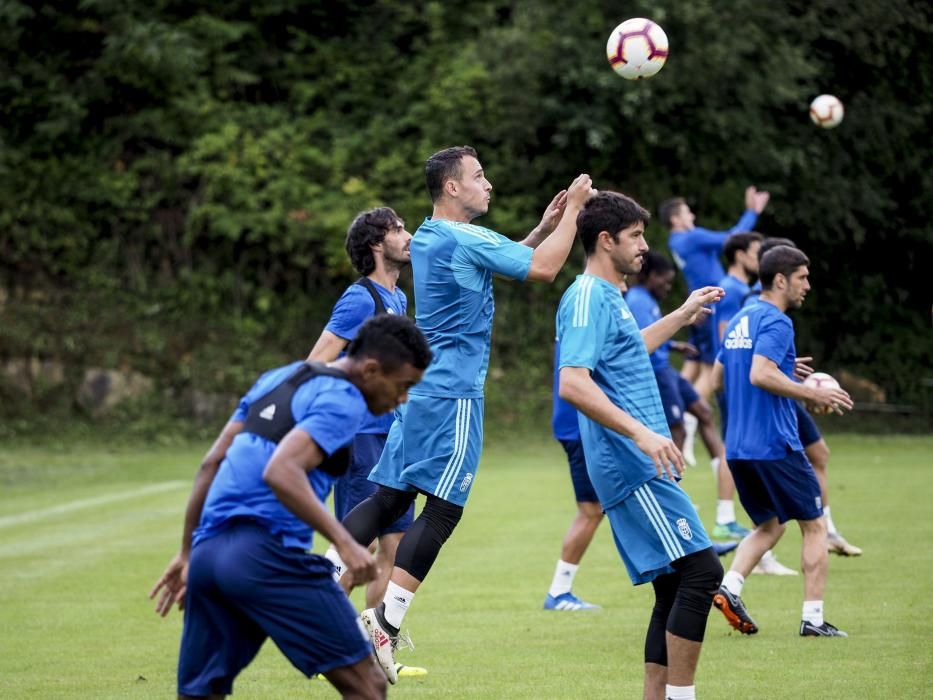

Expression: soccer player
xmin=712 ymin=246 xmax=854 ymax=638
xmin=331 ymin=145 xmax=595 ymax=683
xmin=149 ymin=315 xmax=433 ymax=699
xmin=712 ymin=232 xmax=763 ymax=345
xmin=741 ymin=237 xmax=863 ymax=556
xmin=308 ymin=208 xmax=416 ymax=608
xmin=626 ymin=251 xmax=750 ymax=542
xmin=558 ymin=191 xmax=725 ymax=700
xmin=660 ymin=186 xmax=769 ymax=401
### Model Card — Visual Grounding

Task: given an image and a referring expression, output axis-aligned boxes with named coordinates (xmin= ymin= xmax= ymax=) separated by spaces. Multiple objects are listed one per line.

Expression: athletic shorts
xmin=795 ymin=402 xmax=822 ymax=448
xmin=605 ymin=477 xmax=712 ymax=585
xmin=334 ymin=433 xmax=414 ymax=535
xmin=178 ymin=520 xmax=371 ymax=697
xmin=728 ymin=450 xmax=823 ymax=525
xmin=559 ymin=438 xmax=599 ymax=503
xmin=369 ymin=394 xmax=484 ymax=507
xmin=654 ymin=366 xmax=700 ymax=427
xmin=687 ymin=314 xmax=716 ymax=364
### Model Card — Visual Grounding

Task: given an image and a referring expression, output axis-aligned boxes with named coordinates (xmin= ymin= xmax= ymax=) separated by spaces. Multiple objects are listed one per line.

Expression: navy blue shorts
xmin=728 ymin=451 xmax=823 ymax=525
xmin=334 ymin=433 xmax=414 ymax=535
xmin=654 ymin=366 xmax=700 ymax=427
xmin=687 ymin=315 xmax=716 ymax=364
xmin=559 ymin=438 xmax=599 ymax=504
xmin=795 ymin=402 xmax=822 ymax=448
xmin=177 ymin=520 xmax=372 ymax=697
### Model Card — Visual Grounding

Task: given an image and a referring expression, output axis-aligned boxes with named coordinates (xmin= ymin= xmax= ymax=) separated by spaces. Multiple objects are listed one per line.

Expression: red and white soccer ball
xmin=809 ymin=94 xmax=844 ymax=129
xmin=606 ymin=18 xmax=669 ymax=80
xmin=803 ymin=372 xmax=841 ymax=414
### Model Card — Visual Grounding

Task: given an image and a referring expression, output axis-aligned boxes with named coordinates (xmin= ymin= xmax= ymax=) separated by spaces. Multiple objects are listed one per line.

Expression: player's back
xmin=409 ymin=217 xmax=532 ymax=399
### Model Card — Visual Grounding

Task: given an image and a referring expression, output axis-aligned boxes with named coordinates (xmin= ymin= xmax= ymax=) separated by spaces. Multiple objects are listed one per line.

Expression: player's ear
xmin=444 ymin=176 xmax=458 ymax=198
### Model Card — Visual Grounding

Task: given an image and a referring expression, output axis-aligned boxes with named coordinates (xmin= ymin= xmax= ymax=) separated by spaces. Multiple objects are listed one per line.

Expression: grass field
xmin=1 ymin=433 xmax=931 ymax=698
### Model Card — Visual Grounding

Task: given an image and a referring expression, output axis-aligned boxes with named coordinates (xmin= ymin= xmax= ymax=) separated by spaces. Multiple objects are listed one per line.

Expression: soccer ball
xmin=809 ymin=94 xmax=844 ymax=129
xmin=606 ymin=18 xmax=669 ymax=80
xmin=803 ymin=372 xmax=840 ymax=414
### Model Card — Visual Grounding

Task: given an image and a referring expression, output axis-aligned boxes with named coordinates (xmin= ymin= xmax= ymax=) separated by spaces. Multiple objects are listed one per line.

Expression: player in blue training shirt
xmin=737 ymin=236 xmax=862 ymax=556
xmin=330 ymin=145 xmax=595 ymax=683
xmin=627 ymin=251 xmax=751 ymax=544
xmin=150 ymin=315 xmax=432 ymax=699
xmin=557 ymin=191 xmax=725 ymax=700
xmin=659 ymin=187 xmax=769 ymax=404
xmin=712 ymin=246 xmax=854 ymax=639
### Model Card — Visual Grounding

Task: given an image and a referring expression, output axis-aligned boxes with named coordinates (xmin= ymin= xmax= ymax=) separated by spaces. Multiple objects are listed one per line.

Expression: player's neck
xmin=431 ymin=202 xmax=474 ymax=224
xmin=728 ymin=264 xmax=750 ymax=284
xmin=759 ymin=291 xmax=788 ymax=313
xmin=368 ymin=263 xmax=400 ymax=292
xmin=583 ymin=257 xmax=626 ymax=288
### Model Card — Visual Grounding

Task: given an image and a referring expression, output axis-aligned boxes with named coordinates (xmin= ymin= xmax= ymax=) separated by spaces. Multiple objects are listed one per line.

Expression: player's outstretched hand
xmin=745 ymin=185 xmax=771 ymax=214
xmin=678 ymin=286 xmax=724 ymax=326
xmin=808 ymin=385 xmax=854 ymax=416
xmin=633 ymin=427 xmax=685 ymax=481
xmin=794 ymin=356 xmax=815 ymax=382
xmin=671 ymin=341 xmax=699 ymax=358
xmin=150 ymin=552 xmax=188 ymax=617
xmin=335 ymin=538 xmax=379 ymax=589
xmin=566 ymin=174 xmax=596 ymax=209
xmin=536 ymin=189 xmax=568 ymax=236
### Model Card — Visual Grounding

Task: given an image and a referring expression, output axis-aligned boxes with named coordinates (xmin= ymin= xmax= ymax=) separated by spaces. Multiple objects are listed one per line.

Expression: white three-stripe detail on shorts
xmin=634 ymin=485 xmax=685 ymax=561
xmin=435 ymin=399 xmax=470 ymax=499
xmin=573 ymin=276 xmax=595 ymax=327
xmin=442 ymin=399 xmax=473 ymax=500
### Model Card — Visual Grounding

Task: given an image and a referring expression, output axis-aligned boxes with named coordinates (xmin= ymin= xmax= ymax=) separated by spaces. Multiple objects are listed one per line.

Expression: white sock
xmin=549 ymin=559 xmax=579 ymax=597
xmin=666 ymin=684 xmax=696 ymax=700
xmin=383 ymin=581 xmax=415 ymax=629
xmin=683 ymin=413 xmax=698 ymax=453
xmin=823 ymin=506 xmax=838 ymax=535
xmin=715 ymin=499 xmax=736 ymax=525
xmin=802 ymin=600 xmax=824 ymax=626
xmin=323 ymin=546 xmax=345 ymax=581
xmin=722 ymin=570 xmax=744 ymax=596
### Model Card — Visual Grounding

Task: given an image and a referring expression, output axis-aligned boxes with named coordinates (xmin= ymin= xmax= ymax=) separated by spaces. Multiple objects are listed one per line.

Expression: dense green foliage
xmin=1 ymin=0 xmax=931 ymax=426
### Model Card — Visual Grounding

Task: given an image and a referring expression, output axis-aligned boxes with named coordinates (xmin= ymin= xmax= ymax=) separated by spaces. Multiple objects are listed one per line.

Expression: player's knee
xmin=578 ymin=501 xmax=603 ymax=522
xmin=420 ymin=495 xmax=463 ymax=542
xmin=667 ymin=549 xmax=723 ymax=642
xmin=807 ymin=439 xmax=830 ymax=469
xmin=372 ymin=486 xmax=417 ymax=524
xmin=688 ymin=399 xmax=713 ymax=424
xmin=353 ymin=661 xmax=387 ymax=700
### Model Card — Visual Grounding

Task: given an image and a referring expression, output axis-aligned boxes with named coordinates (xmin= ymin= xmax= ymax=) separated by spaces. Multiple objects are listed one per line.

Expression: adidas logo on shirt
xmin=724 ymin=315 xmax=753 ymax=350
xmin=259 ymin=404 xmax=276 ymax=420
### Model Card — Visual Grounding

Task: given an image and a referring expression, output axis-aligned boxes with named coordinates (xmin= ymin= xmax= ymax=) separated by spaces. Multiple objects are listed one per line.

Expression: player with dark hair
xmin=558 ymin=190 xmax=725 ymax=700
xmin=713 ymin=246 xmax=854 ymax=638
xmin=329 ymin=145 xmax=595 ymax=683
xmin=713 ymin=232 xmax=763 ymax=344
xmin=740 ymin=237 xmax=862 ymax=556
xmin=626 ymin=251 xmax=750 ymax=545
xmin=150 ymin=314 xmax=432 ymax=700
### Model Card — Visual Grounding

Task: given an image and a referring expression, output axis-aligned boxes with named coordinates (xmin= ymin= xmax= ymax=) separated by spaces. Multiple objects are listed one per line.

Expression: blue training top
xmin=557 ymin=275 xmax=671 ymax=510
xmin=668 ymin=210 xmax=758 ymax=292
xmin=551 ymin=341 xmax=580 ymax=441
xmin=712 ymin=274 xmax=751 ymax=352
xmin=624 ymin=284 xmax=668 ymax=371
xmin=324 ymin=280 xmax=407 ymax=434
xmin=720 ymin=301 xmax=802 ymax=460
xmin=194 ymin=361 xmax=369 ymax=550
xmin=409 ymin=217 xmax=533 ymax=399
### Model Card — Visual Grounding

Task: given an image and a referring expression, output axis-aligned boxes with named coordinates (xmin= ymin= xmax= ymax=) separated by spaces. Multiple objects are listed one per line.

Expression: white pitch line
xmin=0 ymin=481 xmax=188 ymax=529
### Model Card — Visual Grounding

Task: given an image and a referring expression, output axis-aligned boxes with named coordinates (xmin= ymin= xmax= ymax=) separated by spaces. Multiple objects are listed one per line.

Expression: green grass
xmin=0 ymin=434 xmax=931 ymax=698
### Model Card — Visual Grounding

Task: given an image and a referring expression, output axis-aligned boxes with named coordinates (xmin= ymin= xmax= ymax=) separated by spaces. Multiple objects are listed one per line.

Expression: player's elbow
xmin=527 ymin=257 xmax=560 ymax=283
xmin=748 ymin=367 xmax=767 ymax=388
xmin=262 ymin=459 xmax=286 ymax=493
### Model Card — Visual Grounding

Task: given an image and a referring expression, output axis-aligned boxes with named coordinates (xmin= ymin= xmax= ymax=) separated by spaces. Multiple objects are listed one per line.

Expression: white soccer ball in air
xmin=809 ymin=94 xmax=844 ymax=129
xmin=606 ymin=18 xmax=669 ymax=80
xmin=803 ymin=371 xmax=841 ymax=414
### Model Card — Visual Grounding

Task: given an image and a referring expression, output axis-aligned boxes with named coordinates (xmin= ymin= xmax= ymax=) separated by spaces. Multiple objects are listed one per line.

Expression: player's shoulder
xmin=446 ymin=221 xmax=505 ymax=246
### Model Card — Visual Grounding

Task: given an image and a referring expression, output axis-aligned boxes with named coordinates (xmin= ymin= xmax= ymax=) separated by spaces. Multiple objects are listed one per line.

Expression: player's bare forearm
xmin=559 ymin=366 xmax=644 ymax=439
xmin=307 ymin=330 xmax=349 ymax=363
xmin=641 ymin=313 xmax=685 ymax=354
xmin=749 ymin=355 xmax=809 ymax=401
xmin=527 ymin=175 xmax=594 ymax=281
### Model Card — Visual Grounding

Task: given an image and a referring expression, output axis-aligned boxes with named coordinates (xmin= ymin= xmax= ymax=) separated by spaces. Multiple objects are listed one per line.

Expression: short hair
xmin=658 ymin=197 xmax=687 ymax=228
xmin=577 ymin=191 xmax=651 ymax=256
xmin=639 ymin=250 xmax=674 ymax=281
xmin=757 ymin=236 xmax=797 ymax=263
xmin=425 ymin=146 xmax=478 ymax=203
xmin=345 ymin=207 xmax=403 ymax=276
xmin=346 ymin=314 xmax=433 ymax=371
xmin=759 ymin=245 xmax=810 ymax=290
xmin=723 ymin=231 xmax=764 ymax=265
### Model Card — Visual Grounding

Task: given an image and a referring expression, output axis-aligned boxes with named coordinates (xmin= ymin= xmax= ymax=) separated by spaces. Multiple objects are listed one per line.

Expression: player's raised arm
xmin=519 ymin=189 xmax=568 ymax=249
xmin=149 ymin=419 xmax=243 ymax=616
xmin=526 ymin=174 xmax=596 ymax=282
xmin=641 ymin=286 xmax=725 ymax=354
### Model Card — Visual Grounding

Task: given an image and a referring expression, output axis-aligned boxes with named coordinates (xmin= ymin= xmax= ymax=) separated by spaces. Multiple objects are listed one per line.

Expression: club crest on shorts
xmin=460 ymin=473 xmax=473 ymax=492
xmin=676 ymin=517 xmax=693 ymax=540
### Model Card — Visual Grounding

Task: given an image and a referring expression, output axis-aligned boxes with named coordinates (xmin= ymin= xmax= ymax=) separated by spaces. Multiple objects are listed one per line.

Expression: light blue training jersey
xmin=409 ymin=217 xmax=533 ymax=398
xmin=557 ymin=274 xmax=671 ymax=510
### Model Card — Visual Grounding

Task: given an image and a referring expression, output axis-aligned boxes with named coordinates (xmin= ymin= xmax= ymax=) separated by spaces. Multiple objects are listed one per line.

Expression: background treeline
xmin=1 ymin=0 xmax=931 ymax=436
